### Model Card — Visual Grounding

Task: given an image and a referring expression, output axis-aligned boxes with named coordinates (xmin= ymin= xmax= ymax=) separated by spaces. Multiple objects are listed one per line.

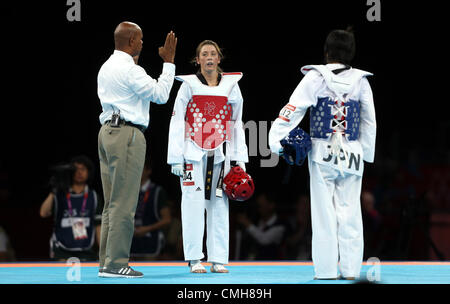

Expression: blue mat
xmin=1 ymin=262 xmax=449 ymax=284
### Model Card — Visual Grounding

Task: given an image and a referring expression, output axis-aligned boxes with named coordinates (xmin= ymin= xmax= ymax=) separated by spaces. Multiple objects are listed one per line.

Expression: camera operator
xmin=40 ymin=155 xmax=102 ymax=261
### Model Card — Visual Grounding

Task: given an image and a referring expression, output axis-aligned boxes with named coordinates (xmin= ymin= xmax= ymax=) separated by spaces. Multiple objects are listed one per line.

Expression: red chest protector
xmin=176 ymin=73 xmax=243 ymax=150
xmin=186 ymin=95 xmax=233 ymax=150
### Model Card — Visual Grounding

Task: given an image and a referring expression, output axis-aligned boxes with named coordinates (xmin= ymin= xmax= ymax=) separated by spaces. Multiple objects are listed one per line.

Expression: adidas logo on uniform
xmin=196 ymin=187 xmax=202 ymax=191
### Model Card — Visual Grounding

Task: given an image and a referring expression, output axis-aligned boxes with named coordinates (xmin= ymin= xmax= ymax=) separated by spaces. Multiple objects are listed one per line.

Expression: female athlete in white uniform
xmin=168 ymin=40 xmax=248 ymax=273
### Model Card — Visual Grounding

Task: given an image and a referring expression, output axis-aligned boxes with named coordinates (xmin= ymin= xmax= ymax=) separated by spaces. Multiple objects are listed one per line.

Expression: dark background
xmin=1 ymin=1 xmax=448 ymax=261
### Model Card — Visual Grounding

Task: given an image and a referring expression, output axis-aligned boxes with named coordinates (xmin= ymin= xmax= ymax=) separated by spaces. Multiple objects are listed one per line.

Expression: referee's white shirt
xmin=97 ymin=50 xmax=175 ymax=127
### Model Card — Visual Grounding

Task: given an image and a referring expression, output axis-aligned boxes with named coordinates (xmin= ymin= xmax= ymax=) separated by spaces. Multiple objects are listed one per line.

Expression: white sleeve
xmin=229 ymin=84 xmax=249 ymax=162
xmin=167 ymin=82 xmax=190 ymax=165
xmin=128 ymin=62 xmax=175 ymax=105
xmin=268 ymin=72 xmax=322 ymax=153
xmin=358 ymin=77 xmax=377 ymax=163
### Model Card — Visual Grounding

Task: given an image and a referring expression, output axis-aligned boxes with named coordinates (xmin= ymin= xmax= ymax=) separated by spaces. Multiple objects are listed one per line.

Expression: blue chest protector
xmin=301 ymin=64 xmax=371 ymax=142
xmin=310 ymin=97 xmax=361 ymax=141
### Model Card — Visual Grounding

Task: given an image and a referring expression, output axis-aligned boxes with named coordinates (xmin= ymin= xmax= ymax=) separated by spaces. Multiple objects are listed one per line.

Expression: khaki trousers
xmin=98 ymin=123 xmax=146 ymax=269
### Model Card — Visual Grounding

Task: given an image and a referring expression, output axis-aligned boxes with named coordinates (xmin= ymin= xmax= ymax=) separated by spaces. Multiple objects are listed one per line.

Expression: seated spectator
xmin=284 ymin=194 xmax=312 ymax=260
xmin=0 ymin=226 xmax=15 ymax=261
xmin=40 ymin=155 xmax=102 ymax=261
xmin=0 ymin=161 xmax=15 ymax=261
xmin=361 ymin=190 xmax=382 ymax=259
xmin=158 ymin=198 xmax=184 ymax=260
xmin=236 ymin=192 xmax=286 ymax=260
xmin=130 ymin=160 xmax=171 ymax=260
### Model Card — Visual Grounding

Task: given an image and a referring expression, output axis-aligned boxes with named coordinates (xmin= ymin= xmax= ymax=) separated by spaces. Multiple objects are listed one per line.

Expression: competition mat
xmin=0 ymin=261 xmax=449 ymax=284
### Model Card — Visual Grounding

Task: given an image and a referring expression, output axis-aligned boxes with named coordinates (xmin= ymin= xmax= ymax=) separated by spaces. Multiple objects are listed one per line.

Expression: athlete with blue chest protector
xmin=269 ymin=29 xmax=376 ymax=279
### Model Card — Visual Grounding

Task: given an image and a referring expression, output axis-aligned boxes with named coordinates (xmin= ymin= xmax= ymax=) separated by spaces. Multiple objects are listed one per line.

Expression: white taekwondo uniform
xmin=167 ymin=72 xmax=248 ymax=264
xmin=269 ymin=64 xmax=376 ymax=278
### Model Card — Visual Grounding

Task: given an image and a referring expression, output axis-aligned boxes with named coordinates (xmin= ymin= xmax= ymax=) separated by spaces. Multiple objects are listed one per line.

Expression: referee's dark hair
xmin=324 ymin=27 xmax=355 ymax=65
xmin=70 ymin=155 xmax=95 ymax=185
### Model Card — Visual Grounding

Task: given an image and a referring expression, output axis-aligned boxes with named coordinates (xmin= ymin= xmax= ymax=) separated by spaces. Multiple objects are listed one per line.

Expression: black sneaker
xmin=98 ymin=267 xmax=106 ymax=277
xmin=100 ymin=267 xmax=143 ymax=278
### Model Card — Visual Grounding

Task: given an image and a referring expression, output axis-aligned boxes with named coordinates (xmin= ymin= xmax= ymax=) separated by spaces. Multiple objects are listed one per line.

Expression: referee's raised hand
xmin=159 ymin=31 xmax=177 ymax=63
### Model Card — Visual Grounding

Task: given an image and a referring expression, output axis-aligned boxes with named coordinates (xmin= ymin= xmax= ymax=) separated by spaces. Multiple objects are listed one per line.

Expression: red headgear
xmin=223 ymin=166 xmax=255 ymax=201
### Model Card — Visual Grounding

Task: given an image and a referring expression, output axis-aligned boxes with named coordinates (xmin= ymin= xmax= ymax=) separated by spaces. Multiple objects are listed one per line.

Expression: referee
xmin=97 ymin=21 xmax=177 ymax=278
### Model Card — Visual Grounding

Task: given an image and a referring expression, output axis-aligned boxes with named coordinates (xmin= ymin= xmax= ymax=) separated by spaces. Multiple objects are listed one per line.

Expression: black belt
xmin=104 ymin=119 xmax=146 ymax=134
xmin=204 ymin=144 xmax=226 ymax=200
